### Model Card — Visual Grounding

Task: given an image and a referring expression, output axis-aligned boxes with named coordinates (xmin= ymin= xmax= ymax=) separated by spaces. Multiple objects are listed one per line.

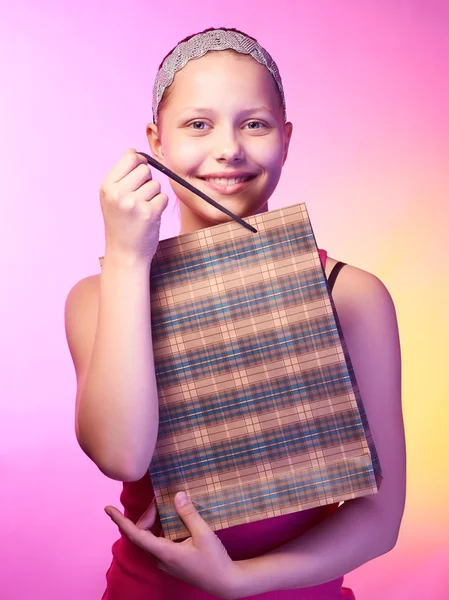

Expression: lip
xmin=197 ymin=172 xmax=258 ymax=195
xmin=199 ymin=171 xmax=257 ymax=179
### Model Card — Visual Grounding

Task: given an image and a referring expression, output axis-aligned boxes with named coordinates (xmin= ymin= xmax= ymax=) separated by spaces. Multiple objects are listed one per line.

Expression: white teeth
xmin=206 ymin=176 xmax=249 ymax=186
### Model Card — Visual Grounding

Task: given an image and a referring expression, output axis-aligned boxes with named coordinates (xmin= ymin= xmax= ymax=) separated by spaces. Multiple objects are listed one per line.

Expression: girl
xmin=65 ymin=27 xmax=406 ymax=600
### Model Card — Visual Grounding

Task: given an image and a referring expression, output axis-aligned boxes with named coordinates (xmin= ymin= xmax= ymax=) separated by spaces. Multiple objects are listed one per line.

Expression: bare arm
xmin=65 ymin=255 xmax=158 ymax=482
xmin=64 ymin=149 xmax=168 ymax=482
xmin=232 ymin=264 xmax=406 ymax=596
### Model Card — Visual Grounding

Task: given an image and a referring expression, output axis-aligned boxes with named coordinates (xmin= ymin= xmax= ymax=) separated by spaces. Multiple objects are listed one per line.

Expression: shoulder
xmin=325 ymin=256 xmax=397 ymax=332
xmin=65 ymin=274 xmax=101 ymax=317
xmin=64 ymin=274 xmax=101 ymax=373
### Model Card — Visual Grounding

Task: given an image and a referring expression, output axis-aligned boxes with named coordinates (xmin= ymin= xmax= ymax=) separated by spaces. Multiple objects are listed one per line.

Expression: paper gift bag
xmin=105 ymin=202 xmax=382 ymax=540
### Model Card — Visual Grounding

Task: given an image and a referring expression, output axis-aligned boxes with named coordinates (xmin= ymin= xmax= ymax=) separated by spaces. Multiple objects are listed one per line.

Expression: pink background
xmin=1 ymin=0 xmax=448 ymax=598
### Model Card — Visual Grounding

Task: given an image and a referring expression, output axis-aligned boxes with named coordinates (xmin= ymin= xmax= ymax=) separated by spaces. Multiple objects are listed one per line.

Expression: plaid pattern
xmin=103 ymin=203 xmax=382 ymax=540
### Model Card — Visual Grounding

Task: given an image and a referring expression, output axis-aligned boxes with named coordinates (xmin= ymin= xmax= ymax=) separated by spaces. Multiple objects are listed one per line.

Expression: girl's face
xmin=147 ymin=50 xmax=293 ymax=232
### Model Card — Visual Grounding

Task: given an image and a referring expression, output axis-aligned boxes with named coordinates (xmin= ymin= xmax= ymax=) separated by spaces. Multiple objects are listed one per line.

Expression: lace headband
xmin=152 ymin=29 xmax=287 ymax=124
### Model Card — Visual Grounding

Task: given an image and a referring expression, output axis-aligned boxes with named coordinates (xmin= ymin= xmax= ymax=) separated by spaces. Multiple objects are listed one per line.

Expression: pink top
xmin=101 ymin=249 xmax=356 ymax=600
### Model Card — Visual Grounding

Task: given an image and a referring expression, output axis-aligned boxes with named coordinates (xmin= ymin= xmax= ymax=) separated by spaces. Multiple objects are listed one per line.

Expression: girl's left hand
xmin=105 ymin=492 xmax=243 ymax=599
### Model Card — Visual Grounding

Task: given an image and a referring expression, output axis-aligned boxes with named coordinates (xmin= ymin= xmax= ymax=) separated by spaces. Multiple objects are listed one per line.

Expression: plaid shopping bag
xmin=105 ymin=202 xmax=382 ymax=540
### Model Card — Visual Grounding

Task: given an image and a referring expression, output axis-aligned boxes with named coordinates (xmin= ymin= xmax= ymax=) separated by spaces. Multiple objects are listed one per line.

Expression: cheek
xmin=162 ymin=133 xmax=205 ymax=173
xmin=248 ymin=136 xmax=284 ymax=170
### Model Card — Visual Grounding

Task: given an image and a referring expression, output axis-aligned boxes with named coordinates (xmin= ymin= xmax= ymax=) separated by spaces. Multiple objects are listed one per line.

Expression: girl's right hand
xmin=100 ymin=148 xmax=169 ymax=266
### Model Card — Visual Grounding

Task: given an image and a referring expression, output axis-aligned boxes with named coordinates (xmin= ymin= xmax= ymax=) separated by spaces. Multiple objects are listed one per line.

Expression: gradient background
xmin=1 ymin=0 xmax=448 ymax=598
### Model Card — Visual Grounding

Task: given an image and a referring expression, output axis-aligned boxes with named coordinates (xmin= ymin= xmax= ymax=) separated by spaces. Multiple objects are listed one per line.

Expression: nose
xmin=213 ymin=126 xmax=245 ymax=163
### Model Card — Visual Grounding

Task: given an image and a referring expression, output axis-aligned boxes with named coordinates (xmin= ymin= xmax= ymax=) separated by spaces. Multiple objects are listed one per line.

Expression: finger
xmin=105 ymin=148 xmax=148 ymax=185
xmin=136 ymin=498 xmax=157 ymax=530
xmin=135 ymin=188 xmax=169 ymax=218
xmin=125 ymin=176 xmax=161 ymax=203
xmin=132 ymin=177 xmax=162 ymax=201
xmin=119 ymin=162 xmax=154 ymax=193
xmin=150 ymin=192 xmax=169 ymax=215
xmin=174 ymin=492 xmax=211 ymax=539
xmin=105 ymin=506 xmax=171 ymax=558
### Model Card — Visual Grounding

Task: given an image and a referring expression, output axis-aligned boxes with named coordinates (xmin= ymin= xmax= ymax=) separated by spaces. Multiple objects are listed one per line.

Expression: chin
xmin=178 ymin=183 xmax=270 ymax=228
xmin=199 ymin=201 xmax=263 ymax=225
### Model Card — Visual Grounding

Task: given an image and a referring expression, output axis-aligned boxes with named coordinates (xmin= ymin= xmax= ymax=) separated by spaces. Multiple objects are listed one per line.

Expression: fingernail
xmin=104 ymin=507 xmax=112 ymax=517
xmin=176 ymin=491 xmax=189 ymax=507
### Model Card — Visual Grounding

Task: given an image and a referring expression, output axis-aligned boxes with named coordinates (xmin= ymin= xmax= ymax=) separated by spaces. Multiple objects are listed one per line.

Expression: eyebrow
xmin=178 ymin=106 xmax=275 ymax=116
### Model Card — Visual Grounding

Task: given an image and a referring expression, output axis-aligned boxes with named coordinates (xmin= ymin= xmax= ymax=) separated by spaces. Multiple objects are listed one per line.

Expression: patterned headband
xmin=152 ymin=29 xmax=287 ymax=124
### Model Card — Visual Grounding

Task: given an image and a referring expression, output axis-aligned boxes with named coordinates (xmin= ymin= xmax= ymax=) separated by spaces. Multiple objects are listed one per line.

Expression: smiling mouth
xmin=200 ymin=177 xmax=256 ymax=196
xmin=196 ymin=174 xmax=258 ymax=195
xmin=200 ymin=175 xmax=255 ymax=185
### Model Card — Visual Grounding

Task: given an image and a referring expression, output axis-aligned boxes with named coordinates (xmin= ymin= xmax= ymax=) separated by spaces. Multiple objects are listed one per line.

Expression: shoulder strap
xmin=328 ymin=261 xmax=346 ymax=293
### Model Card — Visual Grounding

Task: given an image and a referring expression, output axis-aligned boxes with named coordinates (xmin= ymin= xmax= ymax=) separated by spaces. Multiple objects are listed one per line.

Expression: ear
xmin=282 ymin=121 xmax=293 ymax=165
xmin=146 ymin=122 xmax=165 ymax=163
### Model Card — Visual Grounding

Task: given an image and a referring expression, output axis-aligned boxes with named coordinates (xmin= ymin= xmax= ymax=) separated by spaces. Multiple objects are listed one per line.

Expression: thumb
xmin=174 ymin=492 xmax=210 ymax=538
xmin=136 ymin=497 xmax=157 ymax=530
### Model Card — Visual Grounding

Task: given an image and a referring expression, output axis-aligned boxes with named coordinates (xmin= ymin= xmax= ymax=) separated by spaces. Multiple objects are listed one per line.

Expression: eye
xmin=245 ymin=120 xmax=266 ymax=130
xmin=188 ymin=120 xmax=209 ymax=130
